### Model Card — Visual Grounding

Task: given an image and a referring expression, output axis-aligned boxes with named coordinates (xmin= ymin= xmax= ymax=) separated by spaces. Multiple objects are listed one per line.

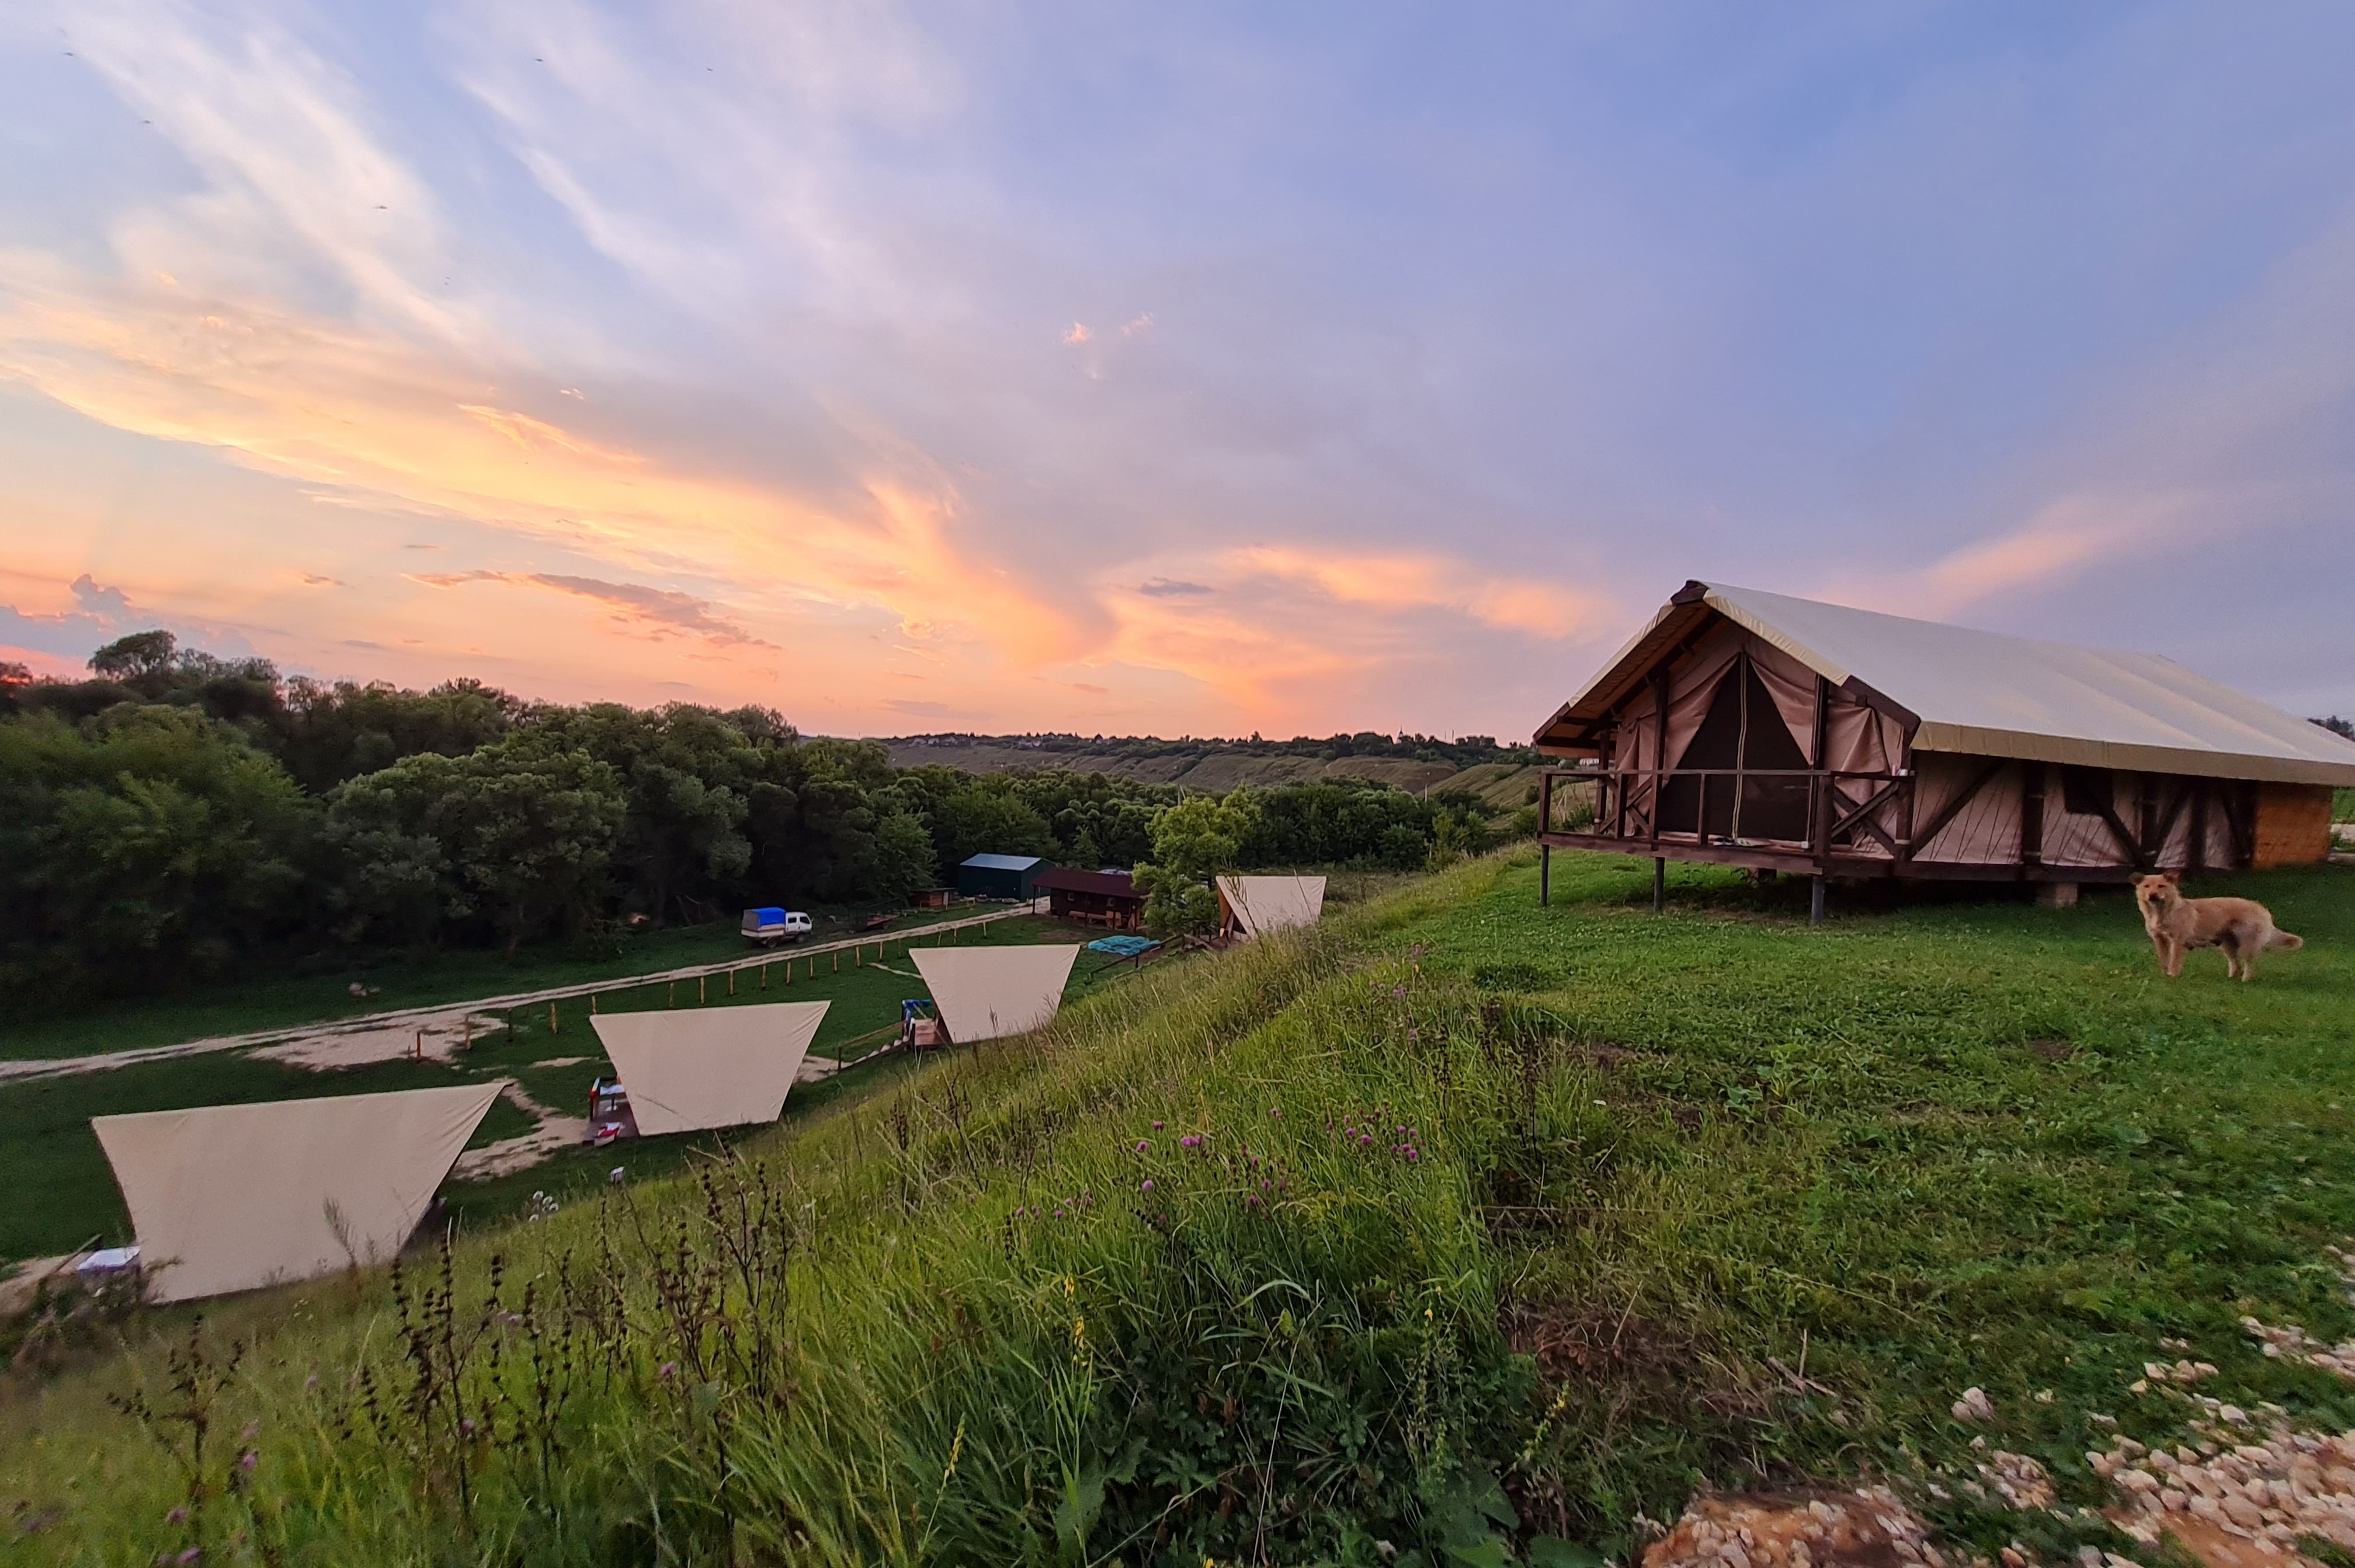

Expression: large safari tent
xmin=588 ymin=1000 xmax=830 ymax=1136
xmin=1533 ymin=581 xmax=2355 ymax=919
xmin=92 ymin=1083 xmax=503 ymax=1303
xmin=911 ymin=945 xmax=1080 ymax=1042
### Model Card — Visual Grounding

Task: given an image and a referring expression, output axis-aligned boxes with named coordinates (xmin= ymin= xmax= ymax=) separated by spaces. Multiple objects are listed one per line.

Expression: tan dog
xmin=2131 ymin=873 xmax=2303 ymax=981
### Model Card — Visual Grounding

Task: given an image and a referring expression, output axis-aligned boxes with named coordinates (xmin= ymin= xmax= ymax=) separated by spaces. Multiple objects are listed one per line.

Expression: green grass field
xmin=0 ymin=902 xmax=1013 ymax=1063
xmin=0 ymin=916 xmax=1128 ymax=1265
xmin=4 ymin=849 xmax=2351 ymax=1567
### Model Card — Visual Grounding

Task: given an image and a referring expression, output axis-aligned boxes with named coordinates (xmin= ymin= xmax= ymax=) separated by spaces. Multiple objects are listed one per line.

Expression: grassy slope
xmin=0 ymin=917 xmax=1112 ymax=1265
xmin=6 ymin=851 xmax=2354 ymax=1567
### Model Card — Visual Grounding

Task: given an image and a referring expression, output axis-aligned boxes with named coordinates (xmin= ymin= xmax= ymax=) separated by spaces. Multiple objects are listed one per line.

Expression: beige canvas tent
xmin=588 ymin=1000 xmax=829 ymax=1136
xmin=911 ymin=945 xmax=1079 ymax=1042
xmin=1216 ymin=875 xmax=1328 ymax=937
xmin=93 ymin=1082 xmax=502 ymax=1303
xmin=1533 ymin=580 xmax=2355 ymax=914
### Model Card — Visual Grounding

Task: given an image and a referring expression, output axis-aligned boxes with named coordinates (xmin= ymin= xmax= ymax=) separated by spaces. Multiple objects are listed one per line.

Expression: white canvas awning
xmin=588 ymin=1001 xmax=829 ymax=1136
xmin=911 ymin=945 xmax=1079 ymax=1042
xmin=1217 ymin=875 xmax=1328 ymax=937
xmin=1541 ymin=580 xmax=2355 ymax=786
xmin=93 ymin=1083 xmax=502 ymax=1303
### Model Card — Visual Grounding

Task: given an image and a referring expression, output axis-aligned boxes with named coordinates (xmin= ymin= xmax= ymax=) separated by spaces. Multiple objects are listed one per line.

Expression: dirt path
xmin=0 ymin=903 xmax=1047 ymax=1086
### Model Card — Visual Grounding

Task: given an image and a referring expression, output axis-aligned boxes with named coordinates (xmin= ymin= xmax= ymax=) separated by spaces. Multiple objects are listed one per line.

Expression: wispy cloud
xmin=408 ymin=570 xmax=776 ymax=649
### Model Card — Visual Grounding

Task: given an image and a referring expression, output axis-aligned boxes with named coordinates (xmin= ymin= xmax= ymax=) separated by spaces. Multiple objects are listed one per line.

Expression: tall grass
xmin=10 ymin=849 xmax=2355 ymax=1567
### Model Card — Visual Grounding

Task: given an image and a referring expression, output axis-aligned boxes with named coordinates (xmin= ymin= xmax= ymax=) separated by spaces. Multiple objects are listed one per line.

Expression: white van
xmin=741 ymin=908 xmax=813 ymax=945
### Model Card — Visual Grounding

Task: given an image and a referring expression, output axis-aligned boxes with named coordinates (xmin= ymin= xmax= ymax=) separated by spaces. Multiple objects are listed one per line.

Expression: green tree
xmin=0 ymin=707 xmax=317 ymax=990
xmin=328 ymin=738 xmax=624 ymax=957
xmin=1132 ymin=791 xmax=1261 ymax=937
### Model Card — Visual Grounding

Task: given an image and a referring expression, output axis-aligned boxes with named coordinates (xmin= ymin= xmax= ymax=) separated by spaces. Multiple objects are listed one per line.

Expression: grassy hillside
xmin=6 ymin=851 xmax=2354 ymax=1567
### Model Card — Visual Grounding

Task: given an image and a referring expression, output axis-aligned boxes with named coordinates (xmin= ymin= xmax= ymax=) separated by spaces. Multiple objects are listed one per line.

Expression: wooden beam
xmin=1908 ymin=757 xmax=2006 ymax=857
xmin=2021 ymin=763 xmax=2045 ymax=868
xmin=2144 ymin=777 xmax=2190 ymax=867
xmin=2087 ymin=789 xmax=2142 ymax=868
xmin=1829 ymin=778 xmax=1905 ymax=856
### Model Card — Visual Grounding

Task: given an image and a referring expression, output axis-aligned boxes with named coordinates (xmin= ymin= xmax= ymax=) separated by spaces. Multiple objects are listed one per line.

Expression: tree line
xmin=0 ymin=635 xmax=1508 ymax=1001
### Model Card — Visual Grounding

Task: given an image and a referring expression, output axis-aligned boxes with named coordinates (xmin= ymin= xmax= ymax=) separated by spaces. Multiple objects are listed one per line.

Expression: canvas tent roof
xmin=588 ymin=1001 xmax=829 ymax=1136
xmin=912 ymin=945 xmax=1079 ymax=1042
xmin=93 ymin=1083 xmax=502 ymax=1303
xmin=1217 ymin=875 xmax=1328 ymax=937
xmin=1538 ymin=581 xmax=2355 ymax=787
xmin=961 ymin=853 xmax=1045 ymax=871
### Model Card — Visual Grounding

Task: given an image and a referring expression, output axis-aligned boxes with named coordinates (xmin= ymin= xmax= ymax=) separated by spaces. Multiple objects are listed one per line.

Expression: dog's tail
xmin=2267 ymin=929 xmax=2304 ymax=950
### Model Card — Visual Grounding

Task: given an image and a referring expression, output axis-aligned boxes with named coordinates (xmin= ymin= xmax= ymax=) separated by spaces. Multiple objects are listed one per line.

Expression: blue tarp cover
xmin=961 ymin=853 xmax=1045 ymax=871
xmin=1086 ymin=935 xmax=1159 ymax=957
xmin=746 ymin=906 xmax=789 ymax=924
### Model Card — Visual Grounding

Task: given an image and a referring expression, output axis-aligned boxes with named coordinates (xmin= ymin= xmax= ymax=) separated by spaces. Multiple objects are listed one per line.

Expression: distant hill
xmin=880 ymin=732 xmax=1545 ymax=809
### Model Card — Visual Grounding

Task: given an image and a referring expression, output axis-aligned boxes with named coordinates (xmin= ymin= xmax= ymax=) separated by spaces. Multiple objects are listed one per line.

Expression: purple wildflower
xmin=659 ymin=1361 xmax=678 ymax=1379
xmin=1135 ymin=1139 xmax=1149 ymax=1153
xmin=166 ymin=1508 xmax=187 ymax=1526
xmin=1152 ymin=1120 xmax=1164 ymax=1129
xmin=175 ymin=1551 xmax=202 ymax=1567
xmin=1141 ymin=1178 xmax=1155 ymax=1191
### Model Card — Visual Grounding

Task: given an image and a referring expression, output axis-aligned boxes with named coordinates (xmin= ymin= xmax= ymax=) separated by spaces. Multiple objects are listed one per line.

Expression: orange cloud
xmin=0 ymin=262 xmax=1082 ymax=665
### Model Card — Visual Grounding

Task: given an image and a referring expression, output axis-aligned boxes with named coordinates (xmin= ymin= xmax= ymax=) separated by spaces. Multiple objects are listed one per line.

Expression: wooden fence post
xmin=699 ymin=974 xmax=707 ymax=1004
xmin=668 ymin=982 xmax=676 ymax=1008
xmin=761 ymin=964 xmax=768 ymax=989
xmin=548 ymin=1002 xmax=558 ymax=1034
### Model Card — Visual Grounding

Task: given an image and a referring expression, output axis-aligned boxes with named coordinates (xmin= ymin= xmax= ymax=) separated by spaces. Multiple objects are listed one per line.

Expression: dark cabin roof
xmin=1032 ymin=868 xmax=1140 ymax=898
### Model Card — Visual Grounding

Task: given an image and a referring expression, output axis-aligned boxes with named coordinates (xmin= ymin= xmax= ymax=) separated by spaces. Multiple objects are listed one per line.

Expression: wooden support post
xmin=761 ymin=963 xmax=768 ymax=989
xmin=2021 ymin=763 xmax=2046 ymax=874
xmin=1540 ymin=843 xmax=1551 ymax=906
xmin=414 ymin=1028 xmax=423 ymax=1061
xmin=1810 ymin=875 xmax=1826 ymax=927
xmin=590 ymin=992 xmax=598 ymax=1014
xmin=728 ymin=968 xmax=735 ymax=996
xmin=548 ymin=1001 xmax=558 ymax=1034
xmin=699 ymin=974 xmax=707 ymax=1004
xmin=833 ymin=951 xmax=839 ymax=973
xmin=1653 ymin=856 xmax=1666 ymax=913
xmin=667 ymin=981 xmax=676 ymax=1008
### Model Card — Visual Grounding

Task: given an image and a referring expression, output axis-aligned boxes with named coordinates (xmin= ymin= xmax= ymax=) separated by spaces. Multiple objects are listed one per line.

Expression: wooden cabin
xmin=1532 ymin=581 xmax=2355 ymax=914
xmin=1034 ymin=868 xmax=1147 ymax=931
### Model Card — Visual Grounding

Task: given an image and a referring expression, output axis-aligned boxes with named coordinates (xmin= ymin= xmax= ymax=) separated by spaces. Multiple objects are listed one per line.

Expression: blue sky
xmin=1 ymin=1 xmax=2349 ymax=736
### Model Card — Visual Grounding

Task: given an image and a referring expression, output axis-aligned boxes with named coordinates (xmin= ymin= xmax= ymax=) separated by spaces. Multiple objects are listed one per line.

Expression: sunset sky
xmin=3 ymin=2 xmax=2351 ymax=739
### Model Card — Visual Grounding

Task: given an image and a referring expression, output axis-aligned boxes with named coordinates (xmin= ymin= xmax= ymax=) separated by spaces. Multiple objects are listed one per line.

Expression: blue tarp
xmin=1086 ymin=935 xmax=1160 ymax=957
xmin=961 ymin=854 xmax=1044 ymax=871
xmin=746 ymin=906 xmax=788 ymax=924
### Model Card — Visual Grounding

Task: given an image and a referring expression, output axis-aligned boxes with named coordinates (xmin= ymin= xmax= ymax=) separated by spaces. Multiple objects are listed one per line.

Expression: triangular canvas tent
xmin=588 ymin=1001 xmax=829 ymax=1136
xmin=93 ymin=1083 xmax=503 ymax=1303
xmin=1217 ymin=875 xmax=1328 ymax=937
xmin=912 ymin=945 xmax=1079 ymax=1042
